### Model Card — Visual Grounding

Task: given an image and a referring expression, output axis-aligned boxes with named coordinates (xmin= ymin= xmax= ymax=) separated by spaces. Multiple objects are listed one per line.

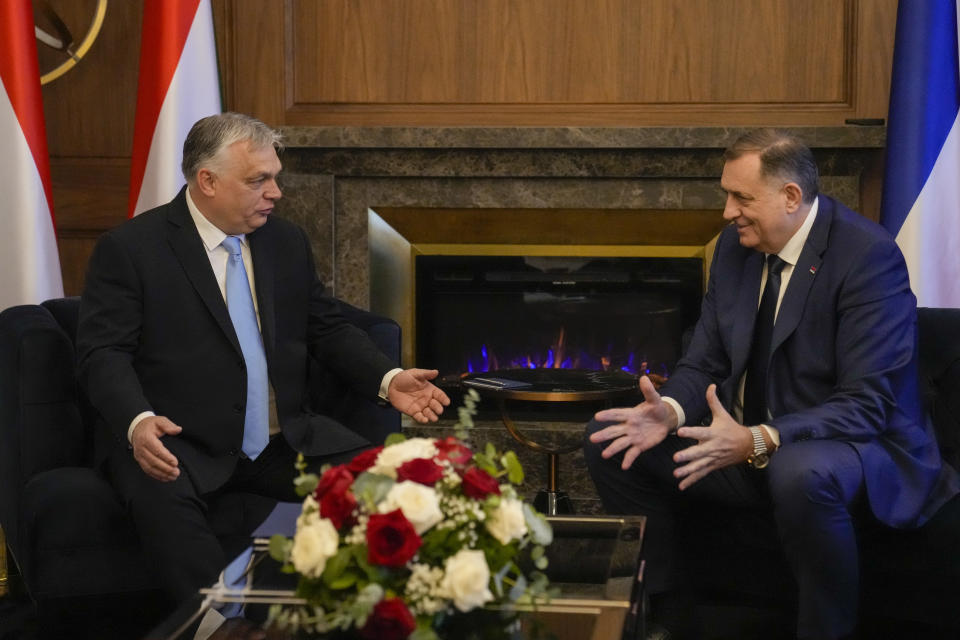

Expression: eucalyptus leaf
xmin=294 ymin=472 xmax=319 ymax=496
xmin=322 ymin=547 xmax=354 ymax=585
xmin=352 ymin=471 xmax=394 ymax=506
xmin=508 ymin=573 xmax=528 ymax=601
xmin=268 ymin=534 xmax=292 ymax=562
xmin=523 ymin=503 xmax=553 ymax=545
xmin=384 ymin=432 xmax=407 ymax=446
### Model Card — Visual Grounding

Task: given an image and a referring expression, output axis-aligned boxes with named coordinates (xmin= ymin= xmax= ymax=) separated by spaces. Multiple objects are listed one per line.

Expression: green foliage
xmin=352 ymin=471 xmax=394 ymax=508
xmin=384 ymin=431 xmax=407 ymax=446
xmin=268 ymin=534 xmax=292 ymax=563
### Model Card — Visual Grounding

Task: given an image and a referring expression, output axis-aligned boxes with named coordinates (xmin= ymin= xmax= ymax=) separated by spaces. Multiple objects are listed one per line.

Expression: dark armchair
xmin=0 ymin=296 xmax=400 ymax=635
xmin=680 ymin=307 xmax=960 ymax=638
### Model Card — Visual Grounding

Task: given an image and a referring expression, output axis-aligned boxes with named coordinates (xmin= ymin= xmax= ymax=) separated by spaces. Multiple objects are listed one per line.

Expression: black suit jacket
xmin=78 ymin=189 xmax=395 ymax=493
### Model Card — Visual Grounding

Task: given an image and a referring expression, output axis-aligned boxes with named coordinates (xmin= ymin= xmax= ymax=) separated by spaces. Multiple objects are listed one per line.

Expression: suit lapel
xmin=730 ymin=250 xmax=764 ymax=380
xmin=771 ymin=198 xmax=833 ymax=355
xmin=165 ymin=191 xmax=243 ymax=355
xmin=249 ymin=225 xmax=277 ymax=363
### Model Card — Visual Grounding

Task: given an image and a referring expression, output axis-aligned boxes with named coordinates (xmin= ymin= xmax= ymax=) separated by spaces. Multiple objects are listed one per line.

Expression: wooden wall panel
xmin=225 ymin=0 xmax=896 ymax=126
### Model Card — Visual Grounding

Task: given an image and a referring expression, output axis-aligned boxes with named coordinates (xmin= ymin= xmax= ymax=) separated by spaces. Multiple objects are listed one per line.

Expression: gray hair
xmin=723 ymin=129 xmax=819 ymax=203
xmin=181 ymin=112 xmax=283 ymax=181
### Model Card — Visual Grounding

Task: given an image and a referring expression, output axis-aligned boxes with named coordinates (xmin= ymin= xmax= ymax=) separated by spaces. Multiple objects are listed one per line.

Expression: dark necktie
xmin=743 ymin=254 xmax=786 ymax=426
xmin=222 ymin=236 xmax=269 ymax=460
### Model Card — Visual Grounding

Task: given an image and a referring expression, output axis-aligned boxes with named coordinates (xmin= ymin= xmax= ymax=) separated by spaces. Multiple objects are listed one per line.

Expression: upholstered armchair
xmin=0 ymin=296 xmax=400 ymax=635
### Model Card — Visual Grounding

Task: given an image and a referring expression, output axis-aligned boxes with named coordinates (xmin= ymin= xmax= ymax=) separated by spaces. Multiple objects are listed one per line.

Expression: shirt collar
xmin=775 ymin=196 xmax=818 ymax=266
xmin=185 ymin=187 xmax=247 ymax=251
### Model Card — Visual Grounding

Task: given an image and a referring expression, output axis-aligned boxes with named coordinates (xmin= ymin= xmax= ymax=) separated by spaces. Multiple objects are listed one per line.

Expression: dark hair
xmin=723 ymin=129 xmax=819 ymax=203
xmin=181 ymin=112 xmax=283 ymax=181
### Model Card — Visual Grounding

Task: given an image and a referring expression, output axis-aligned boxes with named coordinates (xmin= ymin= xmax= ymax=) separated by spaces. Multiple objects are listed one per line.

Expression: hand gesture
xmin=589 ymin=375 xmax=679 ymax=470
xmin=672 ymin=384 xmax=754 ymax=490
xmin=387 ymin=368 xmax=451 ymax=423
xmin=131 ymin=415 xmax=182 ymax=482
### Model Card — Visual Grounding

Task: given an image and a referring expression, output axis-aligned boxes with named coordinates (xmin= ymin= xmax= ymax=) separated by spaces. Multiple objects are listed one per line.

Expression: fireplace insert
xmin=416 ymin=255 xmax=703 ymax=383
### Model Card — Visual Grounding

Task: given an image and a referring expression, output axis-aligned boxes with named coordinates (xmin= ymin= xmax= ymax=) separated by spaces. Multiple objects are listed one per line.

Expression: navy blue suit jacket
xmin=78 ymin=188 xmax=395 ymax=493
xmin=661 ymin=195 xmax=958 ymax=528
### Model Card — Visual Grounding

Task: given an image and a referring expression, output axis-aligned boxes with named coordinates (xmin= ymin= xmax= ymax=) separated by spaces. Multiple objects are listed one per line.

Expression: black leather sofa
xmin=0 ymin=296 xmax=400 ymax=636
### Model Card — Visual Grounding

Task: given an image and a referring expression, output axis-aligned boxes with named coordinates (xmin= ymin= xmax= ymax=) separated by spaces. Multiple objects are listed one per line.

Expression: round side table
xmin=462 ymin=368 xmax=639 ymax=515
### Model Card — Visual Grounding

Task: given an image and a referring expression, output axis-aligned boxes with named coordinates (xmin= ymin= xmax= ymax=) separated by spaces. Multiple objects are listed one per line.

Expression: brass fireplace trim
xmin=369 ymin=207 xmax=724 ymax=368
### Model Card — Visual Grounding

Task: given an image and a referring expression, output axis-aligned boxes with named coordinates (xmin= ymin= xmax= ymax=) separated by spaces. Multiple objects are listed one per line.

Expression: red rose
xmin=320 ymin=486 xmax=357 ymax=530
xmin=315 ymin=465 xmax=353 ymax=499
xmin=366 ymin=509 xmax=422 ymax=567
xmin=347 ymin=446 xmax=383 ymax=474
xmin=436 ymin=436 xmax=472 ymax=466
xmin=461 ymin=467 xmax=501 ymax=500
xmin=396 ymin=457 xmax=444 ymax=486
xmin=359 ymin=597 xmax=416 ymax=640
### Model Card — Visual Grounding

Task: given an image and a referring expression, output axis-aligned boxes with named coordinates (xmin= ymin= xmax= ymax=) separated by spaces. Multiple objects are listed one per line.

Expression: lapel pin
xmin=809 ymin=266 xmax=818 ymax=274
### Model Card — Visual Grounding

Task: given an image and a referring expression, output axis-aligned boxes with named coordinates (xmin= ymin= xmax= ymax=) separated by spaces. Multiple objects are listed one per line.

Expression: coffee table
xmin=462 ymin=369 xmax=640 ymax=515
xmin=145 ymin=505 xmax=646 ymax=640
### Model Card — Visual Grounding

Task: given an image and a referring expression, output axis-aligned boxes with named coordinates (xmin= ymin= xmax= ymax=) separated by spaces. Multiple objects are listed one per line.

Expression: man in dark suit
xmin=585 ymin=129 xmax=958 ymax=639
xmin=77 ymin=113 xmax=450 ymax=608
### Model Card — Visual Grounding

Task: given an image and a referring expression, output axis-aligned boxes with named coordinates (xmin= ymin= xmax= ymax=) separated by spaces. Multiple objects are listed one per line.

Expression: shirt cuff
xmin=379 ymin=368 xmax=404 ymax=401
xmin=128 ymin=411 xmax=156 ymax=444
xmin=761 ymin=424 xmax=781 ymax=449
xmin=660 ymin=396 xmax=685 ymax=431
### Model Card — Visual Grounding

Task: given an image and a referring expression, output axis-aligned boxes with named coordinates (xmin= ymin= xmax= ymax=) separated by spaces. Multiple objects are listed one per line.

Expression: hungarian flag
xmin=128 ymin=0 xmax=221 ymax=217
xmin=880 ymin=0 xmax=960 ymax=308
xmin=0 ymin=0 xmax=64 ymax=309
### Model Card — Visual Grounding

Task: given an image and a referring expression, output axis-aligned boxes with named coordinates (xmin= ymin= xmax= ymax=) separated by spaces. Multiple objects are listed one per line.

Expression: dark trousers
xmin=107 ymin=435 xmax=368 ymax=605
xmin=584 ymin=419 xmax=865 ymax=640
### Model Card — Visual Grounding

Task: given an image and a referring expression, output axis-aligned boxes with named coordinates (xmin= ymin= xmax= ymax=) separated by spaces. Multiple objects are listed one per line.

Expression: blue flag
xmin=880 ymin=0 xmax=960 ymax=308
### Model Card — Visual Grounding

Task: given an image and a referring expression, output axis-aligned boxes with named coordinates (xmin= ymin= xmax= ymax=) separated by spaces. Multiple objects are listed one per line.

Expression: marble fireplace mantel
xmin=273 ymin=125 xmax=886 ymax=309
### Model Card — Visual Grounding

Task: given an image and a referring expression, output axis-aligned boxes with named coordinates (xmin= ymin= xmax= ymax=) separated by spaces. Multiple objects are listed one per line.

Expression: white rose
xmin=370 ymin=438 xmax=439 ymax=478
xmin=485 ymin=498 xmax=528 ymax=545
xmin=290 ymin=518 xmax=339 ymax=578
xmin=441 ymin=549 xmax=494 ymax=612
xmin=379 ymin=481 xmax=443 ymax=534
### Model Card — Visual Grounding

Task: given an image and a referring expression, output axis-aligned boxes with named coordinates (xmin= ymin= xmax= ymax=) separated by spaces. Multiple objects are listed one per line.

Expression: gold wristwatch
xmin=746 ymin=426 xmax=770 ymax=469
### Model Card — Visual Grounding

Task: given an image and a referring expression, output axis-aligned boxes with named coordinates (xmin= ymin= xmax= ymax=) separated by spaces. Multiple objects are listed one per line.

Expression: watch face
xmin=751 ymin=453 xmax=770 ymax=469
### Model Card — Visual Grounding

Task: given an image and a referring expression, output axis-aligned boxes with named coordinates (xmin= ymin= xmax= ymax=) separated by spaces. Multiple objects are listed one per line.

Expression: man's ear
xmin=195 ymin=168 xmax=217 ymax=197
xmin=783 ymin=182 xmax=803 ymax=213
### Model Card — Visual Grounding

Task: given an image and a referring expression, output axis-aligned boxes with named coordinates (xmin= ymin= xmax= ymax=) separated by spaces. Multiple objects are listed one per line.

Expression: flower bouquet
xmin=267 ymin=391 xmax=554 ymax=639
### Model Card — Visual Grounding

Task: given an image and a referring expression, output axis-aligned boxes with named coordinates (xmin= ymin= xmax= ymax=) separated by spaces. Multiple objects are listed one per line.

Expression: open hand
xmin=589 ymin=375 xmax=679 ymax=470
xmin=387 ymin=368 xmax=451 ymax=423
xmin=672 ymin=384 xmax=754 ymax=490
xmin=131 ymin=415 xmax=182 ymax=482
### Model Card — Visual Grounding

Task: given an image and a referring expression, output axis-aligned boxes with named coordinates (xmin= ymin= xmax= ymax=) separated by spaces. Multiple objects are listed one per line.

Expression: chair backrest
xmin=918 ymin=307 xmax=960 ymax=471
xmin=0 ymin=299 xmax=87 ymax=561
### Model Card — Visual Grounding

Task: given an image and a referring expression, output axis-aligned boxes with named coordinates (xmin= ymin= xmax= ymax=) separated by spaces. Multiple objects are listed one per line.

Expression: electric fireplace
xmin=415 ymin=255 xmax=703 ymax=381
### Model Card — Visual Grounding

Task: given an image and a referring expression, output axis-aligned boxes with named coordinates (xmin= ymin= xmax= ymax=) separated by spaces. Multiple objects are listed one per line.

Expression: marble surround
xmin=274 ymin=125 xmax=884 ymax=308
xmin=273 ymin=125 xmax=885 ymax=511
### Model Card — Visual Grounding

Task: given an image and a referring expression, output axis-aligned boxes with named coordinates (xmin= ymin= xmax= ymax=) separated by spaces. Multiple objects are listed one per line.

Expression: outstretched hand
xmin=589 ymin=375 xmax=679 ymax=470
xmin=672 ymin=384 xmax=754 ymax=490
xmin=387 ymin=368 xmax=451 ymax=423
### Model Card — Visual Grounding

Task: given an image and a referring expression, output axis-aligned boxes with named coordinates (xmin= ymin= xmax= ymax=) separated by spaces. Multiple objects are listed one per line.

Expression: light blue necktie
xmin=222 ymin=236 xmax=269 ymax=460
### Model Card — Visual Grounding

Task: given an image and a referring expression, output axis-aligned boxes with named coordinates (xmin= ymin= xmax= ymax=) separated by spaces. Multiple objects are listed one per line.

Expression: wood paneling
xmin=224 ymin=0 xmax=897 ymax=126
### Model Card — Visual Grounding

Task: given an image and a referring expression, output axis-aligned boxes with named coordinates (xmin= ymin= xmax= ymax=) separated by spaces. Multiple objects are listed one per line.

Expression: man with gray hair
xmin=78 ymin=113 xmax=449 ymax=613
xmin=585 ymin=129 xmax=957 ymax=639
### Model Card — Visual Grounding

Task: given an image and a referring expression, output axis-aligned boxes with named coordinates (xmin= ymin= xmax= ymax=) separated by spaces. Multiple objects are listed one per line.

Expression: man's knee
xmin=768 ymin=441 xmax=864 ymax=510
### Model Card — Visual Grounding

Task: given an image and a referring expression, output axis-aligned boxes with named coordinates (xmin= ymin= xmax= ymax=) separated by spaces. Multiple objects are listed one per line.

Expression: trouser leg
xmin=107 ymin=450 xmax=224 ymax=604
xmin=767 ymin=440 xmax=864 ymax=640
xmin=583 ymin=418 xmax=769 ymax=594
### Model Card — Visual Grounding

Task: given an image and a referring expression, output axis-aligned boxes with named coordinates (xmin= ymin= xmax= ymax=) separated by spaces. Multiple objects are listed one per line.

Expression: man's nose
xmin=266 ymin=179 xmax=282 ymax=200
xmin=722 ymin=194 xmax=738 ymax=220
